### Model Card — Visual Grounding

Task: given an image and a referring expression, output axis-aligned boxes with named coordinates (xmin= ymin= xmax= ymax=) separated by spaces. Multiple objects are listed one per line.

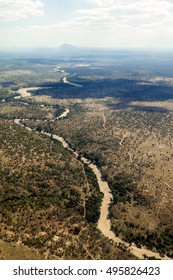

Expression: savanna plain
xmin=0 ymin=48 xmax=173 ymax=260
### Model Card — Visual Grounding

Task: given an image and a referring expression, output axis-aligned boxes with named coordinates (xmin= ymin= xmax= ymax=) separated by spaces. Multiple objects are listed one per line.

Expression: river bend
xmin=14 ymin=87 xmax=171 ymax=260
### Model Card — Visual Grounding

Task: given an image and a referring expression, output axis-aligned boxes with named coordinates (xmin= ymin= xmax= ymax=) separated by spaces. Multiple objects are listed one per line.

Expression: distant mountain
xmin=57 ymin=43 xmax=79 ymax=52
xmin=31 ymin=44 xmax=84 ymax=56
xmin=3 ymin=44 xmax=162 ymax=60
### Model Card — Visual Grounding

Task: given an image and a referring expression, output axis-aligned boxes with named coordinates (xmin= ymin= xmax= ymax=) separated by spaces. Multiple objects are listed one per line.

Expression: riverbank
xmin=63 ymin=77 xmax=83 ymax=88
xmin=14 ymin=87 xmax=171 ymax=260
xmin=15 ymin=87 xmax=51 ymax=99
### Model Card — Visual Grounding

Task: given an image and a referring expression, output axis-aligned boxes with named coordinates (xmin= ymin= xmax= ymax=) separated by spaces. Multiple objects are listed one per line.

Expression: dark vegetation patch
xmin=35 ymin=78 xmax=173 ymax=102
xmin=84 ymin=164 xmax=103 ymax=223
xmin=108 ymin=103 xmax=170 ymax=113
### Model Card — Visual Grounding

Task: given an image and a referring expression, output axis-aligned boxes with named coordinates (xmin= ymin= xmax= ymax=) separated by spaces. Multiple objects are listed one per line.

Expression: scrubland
xmin=1 ymin=55 xmax=173 ymax=259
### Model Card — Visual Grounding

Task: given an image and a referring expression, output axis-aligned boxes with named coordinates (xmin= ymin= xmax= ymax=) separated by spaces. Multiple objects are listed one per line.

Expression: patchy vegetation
xmin=1 ymin=53 xmax=173 ymax=259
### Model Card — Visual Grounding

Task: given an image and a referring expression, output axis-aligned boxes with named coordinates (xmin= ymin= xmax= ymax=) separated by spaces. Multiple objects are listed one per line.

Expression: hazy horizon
xmin=0 ymin=43 xmax=173 ymax=54
xmin=1 ymin=0 xmax=173 ymax=50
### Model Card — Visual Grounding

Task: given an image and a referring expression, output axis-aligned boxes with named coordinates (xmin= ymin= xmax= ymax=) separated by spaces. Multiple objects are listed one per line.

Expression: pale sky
xmin=1 ymin=0 xmax=173 ymax=49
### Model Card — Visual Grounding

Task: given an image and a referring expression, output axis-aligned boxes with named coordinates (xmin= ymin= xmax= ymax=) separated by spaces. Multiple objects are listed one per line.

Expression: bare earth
xmin=15 ymin=87 xmax=51 ymax=99
xmin=14 ymin=87 xmax=172 ymax=260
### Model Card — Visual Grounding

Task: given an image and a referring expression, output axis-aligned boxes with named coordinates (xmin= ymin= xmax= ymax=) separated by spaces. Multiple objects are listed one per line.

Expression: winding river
xmin=63 ymin=77 xmax=83 ymax=88
xmin=14 ymin=87 xmax=52 ymax=99
xmin=14 ymin=86 xmax=171 ymax=260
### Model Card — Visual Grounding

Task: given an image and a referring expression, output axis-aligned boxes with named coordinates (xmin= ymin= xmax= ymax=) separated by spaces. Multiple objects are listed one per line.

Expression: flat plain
xmin=0 ymin=49 xmax=173 ymax=259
